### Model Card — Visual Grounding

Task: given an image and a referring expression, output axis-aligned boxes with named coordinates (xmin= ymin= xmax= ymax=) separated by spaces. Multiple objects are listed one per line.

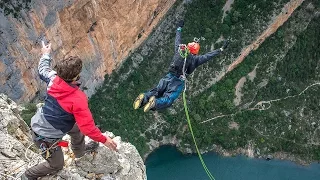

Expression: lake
xmin=145 ymin=145 xmax=320 ymax=180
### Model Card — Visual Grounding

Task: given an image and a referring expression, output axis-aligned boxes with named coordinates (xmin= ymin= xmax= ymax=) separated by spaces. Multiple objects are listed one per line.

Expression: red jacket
xmin=31 ymin=54 xmax=106 ymax=143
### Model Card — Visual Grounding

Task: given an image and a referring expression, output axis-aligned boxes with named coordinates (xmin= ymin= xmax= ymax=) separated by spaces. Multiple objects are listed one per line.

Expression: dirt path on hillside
xmin=201 ymin=82 xmax=320 ymax=124
xmin=222 ymin=0 xmax=235 ymax=22
xmin=234 ymin=77 xmax=247 ymax=106
xmin=227 ymin=0 xmax=305 ymax=73
xmin=193 ymin=0 xmax=304 ymax=96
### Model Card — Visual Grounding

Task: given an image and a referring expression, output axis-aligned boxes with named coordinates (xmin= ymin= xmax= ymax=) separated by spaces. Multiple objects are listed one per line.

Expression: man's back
xmin=32 ymin=53 xmax=107 ymax=143
xmin=32 ymin=74 xmax=84 ymax=138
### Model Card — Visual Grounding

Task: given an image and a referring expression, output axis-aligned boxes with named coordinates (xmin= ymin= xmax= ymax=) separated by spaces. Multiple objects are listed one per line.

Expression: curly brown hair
xmin=55 ymin=56 xmax=82 ymax=82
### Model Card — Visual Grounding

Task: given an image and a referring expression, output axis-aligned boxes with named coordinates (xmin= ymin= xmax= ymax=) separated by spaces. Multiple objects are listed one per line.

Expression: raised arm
xmin=187 ymin=40 xmax=230 ymax=74
xmin=38 ymin=42 xmax=56 ymax=84
xmin=174 ymin=20 xmax=184 ymax=53
xmin=190 ymin=49 xmax=222 ymax=68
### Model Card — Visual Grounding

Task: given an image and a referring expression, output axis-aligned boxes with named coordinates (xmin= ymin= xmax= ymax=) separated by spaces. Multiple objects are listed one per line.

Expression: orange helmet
xmin=187 ymin=42 xmax=200 ymax=55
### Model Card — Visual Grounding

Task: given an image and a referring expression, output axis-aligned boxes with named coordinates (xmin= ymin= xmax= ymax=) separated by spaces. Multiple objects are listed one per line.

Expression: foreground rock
xmin=45 ymin=133 xmax=147 ymax=180
xmin=0 ymin=94 xmax=147 ymax=180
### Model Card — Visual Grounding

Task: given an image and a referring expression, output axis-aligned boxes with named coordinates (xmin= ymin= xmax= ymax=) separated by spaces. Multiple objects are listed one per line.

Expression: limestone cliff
xmin=0 ymin=94 xmax=147 ymax=180
xmin=0 ymin=0 xmax=176 ymax=102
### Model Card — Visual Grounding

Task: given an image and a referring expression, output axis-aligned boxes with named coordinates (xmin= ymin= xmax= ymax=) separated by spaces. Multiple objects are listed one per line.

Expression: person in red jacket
xmin=22 ymin=41 xmax=117 ymax=180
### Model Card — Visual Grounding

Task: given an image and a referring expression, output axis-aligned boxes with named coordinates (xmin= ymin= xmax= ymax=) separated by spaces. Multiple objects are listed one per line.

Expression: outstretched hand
xmin=104 ymin=136 xmax=117 ymax=151
xmin=41 ymin=41 xmax=51 ymax=55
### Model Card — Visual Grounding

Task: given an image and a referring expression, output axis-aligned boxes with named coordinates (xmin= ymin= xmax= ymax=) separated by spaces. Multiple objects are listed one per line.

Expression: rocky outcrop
xmin=0 ymin=0 xmax=176 ymax=102
xmin=0 ymin=94 xmax=35 ymax=179
xmin=0 ymin=94 xmax=147 ymax=180
xmin=47 ymin=133 xmax=147 ymax=180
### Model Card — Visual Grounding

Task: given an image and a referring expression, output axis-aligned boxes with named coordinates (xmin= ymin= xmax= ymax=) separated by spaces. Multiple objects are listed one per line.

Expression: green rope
xmin=182 ymin=91 xmax=216 ymax=180
xmin=180 ymin=48 xmax=215 ymax=179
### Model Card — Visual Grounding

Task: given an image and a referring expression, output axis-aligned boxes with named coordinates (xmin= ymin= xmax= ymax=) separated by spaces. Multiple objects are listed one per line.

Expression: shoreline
xmin=143 ymin=140 xmax=318 ymax=166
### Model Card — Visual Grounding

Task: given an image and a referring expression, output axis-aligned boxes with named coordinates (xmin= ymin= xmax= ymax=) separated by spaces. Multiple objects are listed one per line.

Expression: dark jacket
xmin=168 ymin=29 xmax=222 ymax=77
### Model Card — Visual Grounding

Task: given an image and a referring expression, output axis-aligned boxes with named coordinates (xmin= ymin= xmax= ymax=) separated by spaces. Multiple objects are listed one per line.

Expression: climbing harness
xmin=33 ymin=131 xmax=68 ymax=159
xmin=181 ymin=53 xmax=216 ymax=180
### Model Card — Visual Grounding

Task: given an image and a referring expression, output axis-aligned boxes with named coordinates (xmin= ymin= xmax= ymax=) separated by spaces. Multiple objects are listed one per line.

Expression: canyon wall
xmin=0 ymin=0 xmax=176 ymax=102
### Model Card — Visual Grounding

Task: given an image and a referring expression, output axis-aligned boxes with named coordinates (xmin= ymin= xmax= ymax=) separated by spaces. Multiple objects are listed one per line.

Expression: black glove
xmin=221 ymin=39 xmax=230 ymax=51
xmin=177 ymin=20 xmax=184 ymax=28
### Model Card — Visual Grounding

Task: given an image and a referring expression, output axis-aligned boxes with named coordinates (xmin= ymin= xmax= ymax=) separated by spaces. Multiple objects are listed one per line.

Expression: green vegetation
xmin=21 ymin=103 xmax=37 ymax=126
xmin=0 ymin=0 xmax=31 ymax=18
xmin=90 ymin=0 xmax=320 ymax=162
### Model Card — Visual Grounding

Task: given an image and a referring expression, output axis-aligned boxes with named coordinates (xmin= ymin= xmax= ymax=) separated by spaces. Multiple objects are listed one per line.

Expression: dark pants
xmin=25 ymin=124 xmax=85 ymax=179
xmin=143 ymin=73 xmax=184 ymax=110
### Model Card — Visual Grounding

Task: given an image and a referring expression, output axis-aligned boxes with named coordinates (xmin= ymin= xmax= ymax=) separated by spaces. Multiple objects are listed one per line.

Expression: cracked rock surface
xmin=0 ymin=94 xmax=146 ymax=180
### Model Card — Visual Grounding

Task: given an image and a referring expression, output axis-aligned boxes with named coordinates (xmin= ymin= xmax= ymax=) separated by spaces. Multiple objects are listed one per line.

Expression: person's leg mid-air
xmin=146 ymin=74 xmax=184 ymax=112
xmin=133 ymin=86 xmax=159 ymax=110
xmin=135 ymin=73 xmax=184 ymax=112
xmin=133 ymin=73 xmax=171 ymax=111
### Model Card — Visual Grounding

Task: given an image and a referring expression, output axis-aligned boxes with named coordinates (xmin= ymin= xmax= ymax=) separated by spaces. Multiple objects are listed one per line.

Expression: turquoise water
xmin=145 ymin=146 xmax=320 ymax=180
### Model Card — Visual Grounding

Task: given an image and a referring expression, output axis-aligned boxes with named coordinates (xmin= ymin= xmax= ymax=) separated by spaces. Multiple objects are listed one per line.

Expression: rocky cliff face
xmin=0 ymin=94 xmax=147 ymax=180
xmin=0 ymin=0 xmax=176 ymax=102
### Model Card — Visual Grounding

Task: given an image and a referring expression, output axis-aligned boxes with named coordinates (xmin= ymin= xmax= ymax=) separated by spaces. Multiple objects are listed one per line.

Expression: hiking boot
xmin=144 ymin=96 xmax=156 ymax=112
xmin=74 ymin=141 xmax=99 ymax=159
xmin=133 ymin=93 xmax=144 ymax=109
xmin=85 ymin=141 xmax=99 ymax=153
